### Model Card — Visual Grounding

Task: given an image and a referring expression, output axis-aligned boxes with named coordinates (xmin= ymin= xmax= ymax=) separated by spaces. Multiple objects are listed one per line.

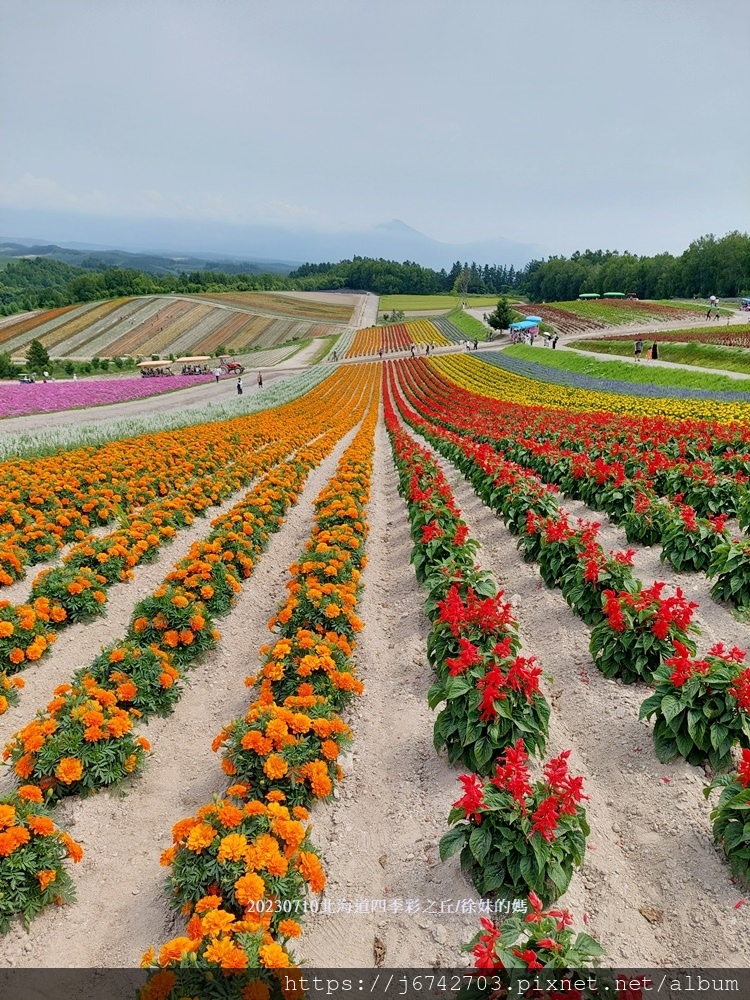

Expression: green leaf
xmin=439 ymin=825 xmax=468 ymax=862
xmin=469 ymin=823 xmax=492 ymax=865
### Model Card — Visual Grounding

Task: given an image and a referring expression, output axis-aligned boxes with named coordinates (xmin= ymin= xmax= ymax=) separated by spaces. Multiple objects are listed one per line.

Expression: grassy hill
xmin=0 ymin=294 xmax=349 ymax=361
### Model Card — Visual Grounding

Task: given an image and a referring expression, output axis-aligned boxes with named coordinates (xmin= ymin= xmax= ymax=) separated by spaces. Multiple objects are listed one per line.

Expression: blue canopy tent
xmin=509 ymin=320 xmax=538 ymax=330
xmin=524 ymin=315 xmax=543 ymax=323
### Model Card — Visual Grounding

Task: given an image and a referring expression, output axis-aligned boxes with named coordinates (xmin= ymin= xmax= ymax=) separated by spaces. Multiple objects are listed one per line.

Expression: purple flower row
xmin=0 ymin=375 xmax=213 ymax=419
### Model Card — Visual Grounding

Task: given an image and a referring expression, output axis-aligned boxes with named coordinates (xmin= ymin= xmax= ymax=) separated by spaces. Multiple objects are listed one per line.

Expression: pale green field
xmin=379 ymin=294 xmax=504 ymax=312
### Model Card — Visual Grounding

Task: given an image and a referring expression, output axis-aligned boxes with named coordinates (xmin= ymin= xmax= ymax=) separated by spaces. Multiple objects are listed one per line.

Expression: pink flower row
xmin=0 ymin=375 xmax=212 ymax=419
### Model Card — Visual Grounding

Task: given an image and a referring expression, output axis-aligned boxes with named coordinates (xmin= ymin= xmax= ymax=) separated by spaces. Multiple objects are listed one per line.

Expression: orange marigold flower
xmin=321 ymin=739 xmax=339 ymax=761
xmin=139 ymin=946 xmax=156 ymax=969
xmin=123 ymin=753 xmax=139 ymax=773
xmin=159 ymin=845 xmax=177 ymax=867
xmin=0 ymin=621 xmax=14 ymax=638
xmin=186 ymin=822 xmax=216 ymax=853
xmin=240 ymin=730 xmax=273 ymax=755
xmin=116 ymin=680 xmax=138 ymax=702
xmin=17 ymin=785 xmax=43 ymax=803
xmin=190 ymin=614 xmax=205 ymax=631
xmin=217 ymin=832 xmax=248 ymax=863
xmin=296 ymin=850 xmax=326 ymax=891
xmin=61 ymin=832 xmax=83 ymax=862
xmin=263 ymin=754 xmax=288 ymax=780
xmin=217 ymin=803 xmax=244 ymax=828
xmin=142 ymin=970 xmax=179 ymax=1000
xmin=14 ymin=754 xmax=34 ymax=779
xmin=8 ymin=647 xmax=25 ymax=665
xmin=204 ymin=936 xmax=248 ymax=970
xmin=163 ymin=630 xmax=179 ymax=648
xmin=201 ymin=907 xmax=236 ymax=937
xmin=194 ymin=894 xmax=224 ymax=914
xmin=172 ymin=816 xmax=199 ymax=842
xmin=234 ymin=871 xmax=266 ymax=905
xmin=133 ymin=616 xmax=149 ymax=633
xmin=109 ymin=647 xmax=126 ymax=663
xmin=84 ymin=726 xmax=106 ymax=743
xmin=171 ymin=595 xmax=189 ymax=609
xmin=244 ymin=800 xmax=267 ymax=817
xmin=55 ymin=757 xmax=83 ymax=784
xmin=278 ymin=918 xmax=302 ymax=938
xmin=225 ymin=783 xmax=248 ymax=800
xmin=158 ymin=936 xmax=199 ymax=966
xmin=221 ymin=757 xmax=237 ymax=776
xmin=27 ymin=814 xmax=55 ymax=836
xmin=243 ymin=981 xmax=271 ymax=1000
xmin=136 ymin=737 xmax=151 ymax=751
xmin=158 ymin=672 xmax=174 ymax=689
xmin=37 ymin=869 xmax=57 ymax=891
xmin=0 ymin=804 xmax=16 ymax=828
xmin=258 ymin=941 xmax=291 ymax=968
xmin=292 ymin=805 xmax=309 ymax=821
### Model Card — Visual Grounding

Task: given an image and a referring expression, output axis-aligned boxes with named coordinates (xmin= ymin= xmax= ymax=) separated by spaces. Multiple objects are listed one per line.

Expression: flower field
xmin=0 ymin=295 xmax=350 ymax=360
xmin=0 ymin=374 xmax=213 ymax=419
xmin=1 ymin=347 xmax=749 ymax=977
xmin=346 ymin=320 xmax=449 ymax=358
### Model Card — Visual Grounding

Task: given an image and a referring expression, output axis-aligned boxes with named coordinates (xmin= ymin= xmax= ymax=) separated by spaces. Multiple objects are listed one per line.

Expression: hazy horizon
xmin=1 ymin=0 xmax=748 ymax=266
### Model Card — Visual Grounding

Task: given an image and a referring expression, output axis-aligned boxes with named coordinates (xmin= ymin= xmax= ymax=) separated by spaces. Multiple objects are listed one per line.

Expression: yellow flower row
xmin=430 ymin=354 xmax=750 ymax=424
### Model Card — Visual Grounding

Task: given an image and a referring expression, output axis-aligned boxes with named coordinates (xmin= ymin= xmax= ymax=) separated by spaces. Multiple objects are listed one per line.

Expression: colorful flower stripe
xmin=0 ymin=375 xmax=215 ymax=420
xmin=0 ymin=434 xmax=286 ymax=691
xmin=140 ymin=389 xmax=379 ymax=981
xmin=0 ymin=373 xmax=340 ymax=586
xmin=382 ymin=371 xmax=596 ymax=963
xmin=396 ymin=356 xmax=750 ymax=598
xmin=386 ymin=361 xmax=750 ymax=767
xmin=345 ymin=319 xmax=448 ymax=358
xmin=0 ymin=366 xmax=374 ymax=933
xmin=431 ymin=351 xmax=750 ymax=424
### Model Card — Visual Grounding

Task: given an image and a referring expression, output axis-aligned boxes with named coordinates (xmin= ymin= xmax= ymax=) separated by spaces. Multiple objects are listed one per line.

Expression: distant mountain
xmin=0 ymin=239 xmax=296 ymax=276
xmin=0 ymin=207 xmax=545 ymax=271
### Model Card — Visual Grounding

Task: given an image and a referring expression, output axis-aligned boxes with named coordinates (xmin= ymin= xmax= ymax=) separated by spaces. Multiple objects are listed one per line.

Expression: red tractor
xmin=218 ymin=355 xmax=245 ymax=375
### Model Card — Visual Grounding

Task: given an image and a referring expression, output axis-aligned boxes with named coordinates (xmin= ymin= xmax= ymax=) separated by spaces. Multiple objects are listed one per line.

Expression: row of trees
xmin=1 ymin=232 xmax=747 ymax=316
xmin=522 ymin=233 xmax=750 ymax=302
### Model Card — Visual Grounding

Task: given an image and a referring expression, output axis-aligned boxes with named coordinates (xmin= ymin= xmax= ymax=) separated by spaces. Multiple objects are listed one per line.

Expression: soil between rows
xmin=408 ymin=424 xmax=750 ymax=966
xmin=0 ymin=420 xmax=365 ymax=967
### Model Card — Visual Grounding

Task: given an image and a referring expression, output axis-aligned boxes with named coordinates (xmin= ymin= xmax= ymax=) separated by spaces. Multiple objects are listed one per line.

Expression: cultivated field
xmin=0 ymin=344 xmax=749 ymax=982
xmin=0 ymin=296 xmax=350 ymax=361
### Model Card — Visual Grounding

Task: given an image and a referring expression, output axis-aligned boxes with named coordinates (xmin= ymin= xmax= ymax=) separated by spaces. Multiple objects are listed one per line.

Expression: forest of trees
xmin=1 ymin=231 xmax=747 ymax=316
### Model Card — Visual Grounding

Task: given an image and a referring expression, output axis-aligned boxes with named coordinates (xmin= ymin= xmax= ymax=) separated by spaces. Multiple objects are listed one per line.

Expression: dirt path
xmin=300 ymin=414 xmax=476 ymax=968
xmin=408 ymin=427 xmax=750 ymax=968
xmin=0 ymin=420 xmax=364 ymax=968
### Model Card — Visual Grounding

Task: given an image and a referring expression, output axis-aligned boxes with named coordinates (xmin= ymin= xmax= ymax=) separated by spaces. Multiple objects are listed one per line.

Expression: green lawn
xmin=514 ymin=344 xmax=750 ymax=389
xmin=379 ymin=294 xmax=502 ymax=312
xmin=446 ymin=308 xmax=491 ymax=341
xmin=568 ymin=339 xmax=750 ymax=376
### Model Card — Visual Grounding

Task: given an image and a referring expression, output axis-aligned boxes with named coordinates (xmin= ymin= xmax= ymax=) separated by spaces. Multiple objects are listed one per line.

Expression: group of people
xmin=180 ymin=364 xmax=210 ymax=375
xmin=235 ymin=372 xmax=263 ymax=395
xmin=140 ymin=366 xmax=175 ymax=378
xmin=633 ymin=340 xmax=659 ymax=361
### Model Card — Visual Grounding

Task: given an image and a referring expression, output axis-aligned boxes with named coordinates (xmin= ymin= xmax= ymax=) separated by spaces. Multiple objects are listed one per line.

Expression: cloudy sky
xmin=0 ymin=0 xmax=747 ymax=262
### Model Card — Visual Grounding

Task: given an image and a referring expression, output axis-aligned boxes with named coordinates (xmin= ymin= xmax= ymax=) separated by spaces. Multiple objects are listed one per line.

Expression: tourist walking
xmin=552 ymin=334 xmax=559 ymax=349
xmin=214 ymin=367 xmax=221 ymax=383
xmin=634 ymin=339 xmax=643 ymax=362
xmin=651 ymin=342 xmax=659 ymax=360
xmin=237 ymin=377 xmax=243 ymax=395
xmin=257 ymin=372 xmax=263 ymax=388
